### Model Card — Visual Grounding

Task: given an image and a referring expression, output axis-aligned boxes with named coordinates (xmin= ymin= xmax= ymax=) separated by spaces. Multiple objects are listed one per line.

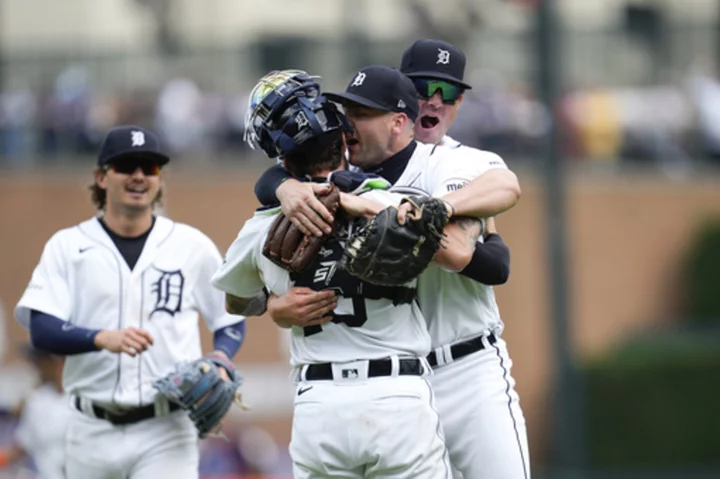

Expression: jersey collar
xmin=364 ymin=140 xmax=417 ymax=185
xmin=77 ymin=215 xmax=175 ymax=273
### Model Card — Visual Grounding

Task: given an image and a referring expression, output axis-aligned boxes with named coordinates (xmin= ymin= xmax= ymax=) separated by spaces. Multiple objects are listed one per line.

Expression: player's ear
xmin=94 ymin=167 xmax=108 ymax=190
xmin=390 ymin=113 xmax=407 ymax=135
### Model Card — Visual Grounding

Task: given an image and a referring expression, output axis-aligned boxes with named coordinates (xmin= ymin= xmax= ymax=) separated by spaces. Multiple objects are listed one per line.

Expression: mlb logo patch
xmin=342 ymin=369 xmax=359 ymax=379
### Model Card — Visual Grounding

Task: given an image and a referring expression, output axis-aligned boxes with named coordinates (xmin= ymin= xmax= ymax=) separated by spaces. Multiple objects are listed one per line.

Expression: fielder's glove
xmin=153 ymin=352 xmax=247 ymax=438
xmin=262 ymin=184 xmax=341 ymax=273
xmin=340 ymin=196 xmax=450 ymax=286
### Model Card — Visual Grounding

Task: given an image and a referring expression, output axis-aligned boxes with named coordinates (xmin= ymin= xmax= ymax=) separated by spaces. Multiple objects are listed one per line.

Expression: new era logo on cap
xmin=325 ymin=65 xmax=419 ymax=121
xmin=400 ymin=39 xmax=472 ymax=90
xmin=97 ymin=125 xmax=170 ymax=167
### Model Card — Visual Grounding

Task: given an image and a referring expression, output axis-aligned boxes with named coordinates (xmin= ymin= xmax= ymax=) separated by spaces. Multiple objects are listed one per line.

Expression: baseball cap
xmin=400 ymin=39 xmax=472 ymax=90
xmin=325 ymin=65 xmax=419 ymax=121
xmin=97 ymin=125 xmax=170 ymax=167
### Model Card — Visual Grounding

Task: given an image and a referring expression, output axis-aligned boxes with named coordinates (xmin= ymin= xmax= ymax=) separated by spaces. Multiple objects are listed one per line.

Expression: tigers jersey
xmin=438 ymin=134 xmax=461 ymax=148
xmin=212 ymin=189 xmax=431 ymax=368
xmin=390 ymin=141 xmax=510 ymax=347
xmin=15 ymin=216 xmax=239 ymax=406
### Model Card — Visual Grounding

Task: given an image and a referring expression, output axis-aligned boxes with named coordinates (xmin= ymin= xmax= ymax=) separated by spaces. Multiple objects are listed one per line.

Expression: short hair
xmin=283 ymin=130 xmax=344 ymax=178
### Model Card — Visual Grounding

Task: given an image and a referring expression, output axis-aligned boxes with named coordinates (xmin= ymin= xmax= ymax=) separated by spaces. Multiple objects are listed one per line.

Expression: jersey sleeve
xmin=211 ymin=220 xmax=267 ymax=300
xmin=360 ymin=189 xmax=407 ymax=207
xmin=426 ymin=146 xmax=509 ymax=197
xmin=14 ymin=233 xmax=73 ymax=329
xmin=193 ymin=233 xmax=244 ymax=332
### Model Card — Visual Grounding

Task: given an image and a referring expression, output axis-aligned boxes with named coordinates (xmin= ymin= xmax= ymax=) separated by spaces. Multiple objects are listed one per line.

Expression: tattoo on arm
xmin=225 ymin=292 xmax=268 ymax=316
xmin=453 ymin=217 xmax=483 ymax=249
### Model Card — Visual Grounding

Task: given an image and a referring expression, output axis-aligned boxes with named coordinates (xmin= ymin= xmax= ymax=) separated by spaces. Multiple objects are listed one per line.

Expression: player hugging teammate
xmin=251 ymin=39 xmax=530 ymax=479
xmin=212 ymin=69 xmax=501 ymax=478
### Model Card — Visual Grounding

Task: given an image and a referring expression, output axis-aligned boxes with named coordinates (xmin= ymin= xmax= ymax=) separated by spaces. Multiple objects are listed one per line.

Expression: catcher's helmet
xmin=244 ymin=69 xmax=352 ymax=158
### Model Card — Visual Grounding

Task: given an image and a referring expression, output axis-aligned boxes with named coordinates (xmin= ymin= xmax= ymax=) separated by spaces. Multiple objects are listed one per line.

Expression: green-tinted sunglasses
xmin=412 ymin=78 xmax=464 ymax=104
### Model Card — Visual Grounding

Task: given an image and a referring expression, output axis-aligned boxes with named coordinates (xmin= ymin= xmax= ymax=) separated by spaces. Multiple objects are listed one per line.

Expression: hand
xmin=210 ymin=350 xmax=231 ymax=382
xmin=277 ymin=179 xmax=335 ymax=237
xmin=397 ymin=197 xmax=454 ymax=225
xmin=267 ymin=287 xmax=337 ymax=328
xmin=94 ymin=328 xmax=154 ymax=357
xmin=339 ymin=192 xmax=383 ymax=218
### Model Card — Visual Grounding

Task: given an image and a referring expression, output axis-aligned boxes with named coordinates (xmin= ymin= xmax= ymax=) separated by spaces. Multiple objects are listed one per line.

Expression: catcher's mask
xmin=244 ymin=69 xmax=353 ymax=158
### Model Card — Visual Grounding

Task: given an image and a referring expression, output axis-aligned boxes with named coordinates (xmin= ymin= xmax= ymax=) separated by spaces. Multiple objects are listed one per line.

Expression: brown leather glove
xmin=263 ymin=184 xmax=341 ymax=273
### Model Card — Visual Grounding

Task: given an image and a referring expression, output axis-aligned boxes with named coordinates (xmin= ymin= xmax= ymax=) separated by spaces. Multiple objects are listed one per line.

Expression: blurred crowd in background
xmin=3 ymin=65 xmax=720 ymax=174
xmin=0 ymin=0 xmax=717 ymax=174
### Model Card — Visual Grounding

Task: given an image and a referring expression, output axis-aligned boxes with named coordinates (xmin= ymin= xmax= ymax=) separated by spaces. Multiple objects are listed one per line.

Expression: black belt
xmin=427 ymin=333 xmax=497 ymax=368
xmin=74 ymin=397 xmax=181 ymax=425
xmin=304 ymin=358 xmax=423 ymax=381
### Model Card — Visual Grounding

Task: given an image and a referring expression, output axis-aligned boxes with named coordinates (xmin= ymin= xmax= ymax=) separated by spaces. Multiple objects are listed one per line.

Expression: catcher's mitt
xmin=153 ymin=352 xmax=247 ymax=438
xmin=340 ymin=196 xmax=450 ymax=286
xmin=263 ymin=184 xmax=341 ymax=273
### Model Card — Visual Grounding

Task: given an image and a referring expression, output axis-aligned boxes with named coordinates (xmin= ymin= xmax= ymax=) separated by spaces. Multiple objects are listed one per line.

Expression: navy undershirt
xmin=98 ymin=216 xmax=155 ymax=270
xmin=363 ymin=140 xmax=417 ymax=185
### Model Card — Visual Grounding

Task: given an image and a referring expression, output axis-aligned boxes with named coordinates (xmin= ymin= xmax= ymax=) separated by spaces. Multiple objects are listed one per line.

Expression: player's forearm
xmin=29 ymin=310 xmax=100 ymax=355
xmin=433 ymin=217 xmax=482 ymax=271
xmin=443 ymin=169 xmax=521 ymax=219
xmin=212 ymin=320 xmax=246 ymax=359
xmin=225 ymin=292 xmax=268 ymax=317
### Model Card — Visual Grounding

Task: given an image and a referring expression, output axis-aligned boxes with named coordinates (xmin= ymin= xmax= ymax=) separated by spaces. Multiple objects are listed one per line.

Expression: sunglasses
xmin=412 ymin=78 xmax=464 ymax=104
xmin=106 ymin=161 xmax=162 ymax=176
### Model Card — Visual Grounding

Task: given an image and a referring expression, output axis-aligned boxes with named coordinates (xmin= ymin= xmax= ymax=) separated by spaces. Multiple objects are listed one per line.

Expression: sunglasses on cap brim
xmin=105 ymin=160 xmax=162 ymax=176
xmin=412 ymin=78 xmax=464 ymax=104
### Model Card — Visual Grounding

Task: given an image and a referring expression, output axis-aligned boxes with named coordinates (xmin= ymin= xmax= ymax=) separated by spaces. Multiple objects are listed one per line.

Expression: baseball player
xmin=14 ymin=125 xmax=246 ymax=479
xmin=400 ymin=40 xmax=530 ymax=479
xmin=212 ymin=70 xmax=481 ymax=478
xmin=255 ymin=60 xmax=529 ymax=479
xmin=0 ymin=346 xmax=69 ymax=479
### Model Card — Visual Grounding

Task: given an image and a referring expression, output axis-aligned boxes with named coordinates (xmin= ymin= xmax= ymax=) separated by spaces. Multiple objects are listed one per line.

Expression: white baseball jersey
xmin=14 ymin=384 xmax=71 ymax=479
xmin=390 ymin=141 xmax=509 ymax=348
xmin=438 ymin=134 xmax=462 ymax=148
xmin=212 ymin=189 xmax=430 ymax=368
xmin=15 ymin=216 xmax=239 ymax=406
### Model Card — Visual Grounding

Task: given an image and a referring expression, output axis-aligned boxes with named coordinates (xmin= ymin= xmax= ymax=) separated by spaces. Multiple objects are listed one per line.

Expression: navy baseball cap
xmin=97 ymin=125 xmax=170 ymax=167
xmin=325 ymin=65 xmax=419 ymax=121
xmin=400 ymin=39 xmax=472 ymax=90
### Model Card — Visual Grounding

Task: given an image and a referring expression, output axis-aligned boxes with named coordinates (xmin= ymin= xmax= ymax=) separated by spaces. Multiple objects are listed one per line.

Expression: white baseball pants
xmin=289 ymin=361 xmax=452 ymax=479
xmin=430 ymin=335 xmax=531 ymax=479
xmin=64 ymin=407 xmax=199 ymax=479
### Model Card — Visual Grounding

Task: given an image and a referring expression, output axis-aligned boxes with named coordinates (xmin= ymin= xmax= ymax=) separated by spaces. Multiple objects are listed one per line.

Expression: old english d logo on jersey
xmin=149 ymin=267 xmax=184 ymax=317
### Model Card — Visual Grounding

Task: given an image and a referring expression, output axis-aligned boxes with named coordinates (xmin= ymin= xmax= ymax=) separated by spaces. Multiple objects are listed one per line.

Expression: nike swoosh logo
xmin=61 ymin=322 xmax=75 ymax=331
xmin=78 ymin=246 xmax=93 ymax=253
xmin=225 ymin=329 xmax=243 ymax=341
xmin=297 ymin=386 xmax=313 ymax=396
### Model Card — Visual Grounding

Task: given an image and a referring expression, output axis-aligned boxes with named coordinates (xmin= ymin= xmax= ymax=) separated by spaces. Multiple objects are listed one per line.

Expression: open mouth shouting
xmin=420 ymin=115 xmax=440 ymax=131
